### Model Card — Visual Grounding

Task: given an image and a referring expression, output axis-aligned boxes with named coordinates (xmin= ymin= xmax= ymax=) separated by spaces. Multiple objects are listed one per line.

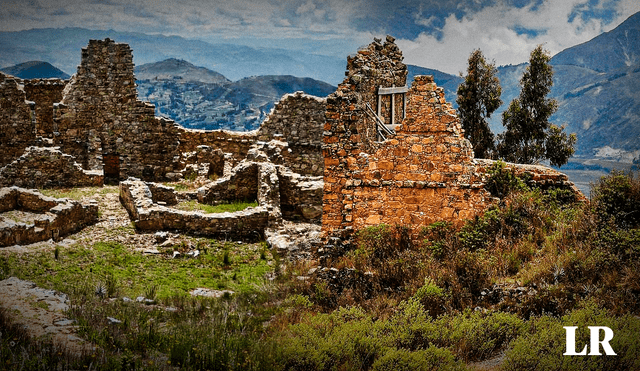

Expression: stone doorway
xmin=103 ymin=154 xmax=120 ymax=184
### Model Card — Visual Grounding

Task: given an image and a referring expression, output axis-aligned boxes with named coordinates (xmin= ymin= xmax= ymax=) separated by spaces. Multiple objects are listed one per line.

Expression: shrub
xmin=371 ymin=347 xmax=468 ymax=371
xmin=485 ymin=160 xmax=528 ymax=198
xmin=353 ymin=225 xmax=419 ymax=290
xmin=422 ymin=221 xmax=455 ymax=259
xmin=438 ymin=310 xmax=526 ymax=361
xmin=591 ymin=170 xmax=640 ymax=229
xmin=503 ymin=302 xmax=640 ymax=371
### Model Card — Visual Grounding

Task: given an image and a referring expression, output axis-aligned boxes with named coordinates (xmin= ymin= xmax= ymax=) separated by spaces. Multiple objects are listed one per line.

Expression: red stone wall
xmin=322 ymin=37 xmax=492 ymax=243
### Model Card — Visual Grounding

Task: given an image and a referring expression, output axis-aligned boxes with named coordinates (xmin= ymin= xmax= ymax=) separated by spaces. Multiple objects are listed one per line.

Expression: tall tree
xmin=497 ymin=45 xmax=576 ymax=166
xmin=457 ymin=49 xmax=502 ymax=159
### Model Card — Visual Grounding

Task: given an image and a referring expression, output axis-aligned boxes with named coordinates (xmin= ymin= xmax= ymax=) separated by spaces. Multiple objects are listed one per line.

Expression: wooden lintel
xmin=378 ymin=86 xmax=409 ymax=95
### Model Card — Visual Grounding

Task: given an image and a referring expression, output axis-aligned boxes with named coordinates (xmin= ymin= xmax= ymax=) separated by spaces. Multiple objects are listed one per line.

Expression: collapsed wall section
xmin=257 ymin=91 xmax=326 ymax=176
xmin=177 ymin=91 xmax=327 ymax=177
xmin=0 ymin=146 xmax=103 ymax=189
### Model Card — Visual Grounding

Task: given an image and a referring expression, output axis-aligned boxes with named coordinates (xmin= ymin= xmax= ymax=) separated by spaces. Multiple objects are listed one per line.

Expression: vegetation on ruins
xmin=456 ymin=49 xmax=502 ymax=159
xmin=175 ymin=199 xmax=259 ymax=214
xmin=1 ymin=172 xmax=640 ymax=370
xmin=497 ymin=45 xmax=576 ymax=167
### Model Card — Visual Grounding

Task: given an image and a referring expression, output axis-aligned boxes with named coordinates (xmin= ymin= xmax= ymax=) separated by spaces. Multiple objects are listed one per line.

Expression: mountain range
xmin=135 ymin=59 xmax=335 ymax=131
xmin=1 ymin=12 xmax=639 ymax=162
xmin=0 ymin=28 xmax=345 ymax=85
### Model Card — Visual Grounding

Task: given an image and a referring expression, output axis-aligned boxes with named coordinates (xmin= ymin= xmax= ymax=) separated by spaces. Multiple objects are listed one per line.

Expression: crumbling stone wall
xmin=3 ymin=39 xmax=328 ymax=187
xmin=475 ymin=159 xmax=585 ymax=197
xmin=24 ymin=79 xmax=66 ymax=137
xmin=256 ymin=92 xmax=326 ymax=176
xmin=177 ymin=129 xmax=255 ymax=171
xmin=0 ymin=73 xmax=35 ymax=168
xmin=53 ymin=39 xmax=182 ymax=181
xmin=322 ymin=37 xmax=493 ymax=244
xmin=0 ymin=187 xmax=98 ymax=246
xmin=0 ymin=146 xmax=103 ymax=189
xmin=176 ymin=91 xmax=326 ymax=177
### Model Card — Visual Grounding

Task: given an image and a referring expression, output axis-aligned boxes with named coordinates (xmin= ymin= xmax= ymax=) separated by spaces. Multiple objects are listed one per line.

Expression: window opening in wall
xmin=372 ymin=85 xmax=408 ymax=141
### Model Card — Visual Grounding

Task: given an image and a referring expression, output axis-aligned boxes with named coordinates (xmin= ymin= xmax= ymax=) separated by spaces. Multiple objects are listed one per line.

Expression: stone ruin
xmin=0 ymin=187 xmax=98 ymax=247
xmin=0 ymin=39 xmax=326 ymax=186
xmin=321 ymin=36 xmax=582 ymax=248
xmin=0 ymin=38 xmax=326 ymax=250
xmin=0 ymin=36 xmax=582 ymax=251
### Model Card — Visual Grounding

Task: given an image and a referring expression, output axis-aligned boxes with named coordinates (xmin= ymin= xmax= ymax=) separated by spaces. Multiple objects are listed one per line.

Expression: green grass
xmin=39 ymin=185 xmax=119 ymax=200
xmin=0 ymin=237 xmax=282 ymax=370
xmin=0 ymin=240 xmax=274 ymax=299
xmin=175 ymin=200 xmax=259 ymax=214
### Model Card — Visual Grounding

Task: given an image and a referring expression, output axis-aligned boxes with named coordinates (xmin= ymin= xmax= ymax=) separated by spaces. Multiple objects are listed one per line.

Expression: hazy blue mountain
xmin=135 ymin=59 xmax=335 ymax=131
xmin=0 ymin=28 xmax=346 ymax=84
xmin=0 ymin=61 xmax=70 ymax=79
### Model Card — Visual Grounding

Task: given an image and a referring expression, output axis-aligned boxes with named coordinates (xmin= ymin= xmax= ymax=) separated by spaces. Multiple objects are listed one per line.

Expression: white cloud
xmin=1 ymin=0 xmax=640 ymax=71
xmin=398 ymin=0 xmax=640 ymax=74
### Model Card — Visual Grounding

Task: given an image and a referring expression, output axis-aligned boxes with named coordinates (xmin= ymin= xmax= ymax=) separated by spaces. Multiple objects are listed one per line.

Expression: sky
xmin=1 ymin=0 xmax=640 ymax=75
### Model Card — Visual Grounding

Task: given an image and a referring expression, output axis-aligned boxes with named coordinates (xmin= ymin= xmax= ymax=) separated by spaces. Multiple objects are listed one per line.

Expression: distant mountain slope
xmin=0 ymin=61 xmax=70 ymax=79
xmin=135 ymin=58 xmax=229 ymax=84
xmin=422 ymin=12 xmax=640 ymax=161
xmin=135 ymin=60 xmax=335 ymax=131
xmin=551 ymin=12 xmax=640 ymax=72
xmin=0 ymin=28 xmax=345 ymax=85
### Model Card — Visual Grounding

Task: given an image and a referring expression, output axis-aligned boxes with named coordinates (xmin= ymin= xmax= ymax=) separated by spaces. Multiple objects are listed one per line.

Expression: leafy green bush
xmin=485 ymin=160 xmax=528 ymax=198
xmin=503 ymin=302 xmax=640 ymax=371
xmin=591 ymin=170 xmax=640 ymax=229
xmin=371 ymin=347 xmax=467 ymax=371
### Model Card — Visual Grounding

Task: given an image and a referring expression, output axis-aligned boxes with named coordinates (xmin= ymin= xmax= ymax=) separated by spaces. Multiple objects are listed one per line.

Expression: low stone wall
xmin=147 ymin=182 xmax=179 ymax=206
xmin=120 ymin=178 xmax=270 ymax=240
xmin=197 ymin=161 xmax=260 ymax=205
xmin=0 ymin=187 xmax=98 ymax=247
xmin=277 ymin=167 xmax=323 ymax=222
xmin=0 ymin=146 xmax=103 ymax=189
xmin=475 ymin=159 xmax=585 ymax=198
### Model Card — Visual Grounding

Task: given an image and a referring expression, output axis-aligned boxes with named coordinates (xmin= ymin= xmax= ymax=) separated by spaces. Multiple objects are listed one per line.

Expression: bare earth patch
xmin=0 ymin=277 xmax=96 ymax=356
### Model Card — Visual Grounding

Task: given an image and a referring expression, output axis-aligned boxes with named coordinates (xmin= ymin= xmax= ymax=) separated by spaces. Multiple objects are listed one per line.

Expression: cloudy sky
xmin=2 ymin=0 xmax=639 ymax=74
